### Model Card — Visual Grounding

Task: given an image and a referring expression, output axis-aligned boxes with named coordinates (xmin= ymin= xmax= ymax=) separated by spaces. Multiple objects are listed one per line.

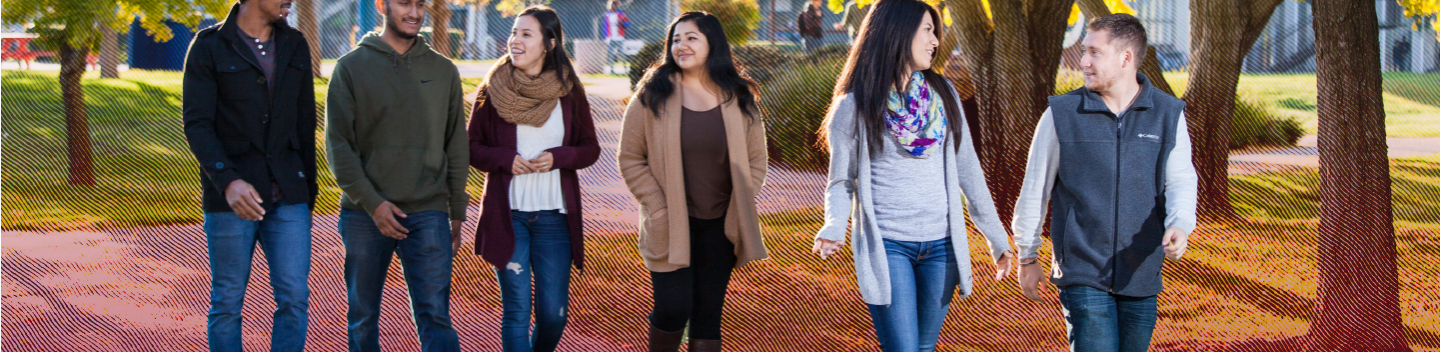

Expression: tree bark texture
xmin=1307 ymin=0 xmax=1409 ymax=350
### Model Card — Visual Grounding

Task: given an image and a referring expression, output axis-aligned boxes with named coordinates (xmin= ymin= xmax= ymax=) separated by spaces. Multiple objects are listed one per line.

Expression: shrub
xmin=681 ymin=0 xmax=761 ymax=46
xmin=733 ymin=44 xmax=797 ymax=83
xmin=1232 ymin=93 xmax=1303 ymax=149
xmin=629 ymin=40 xmax=665 ymax=89
xmin=758 ymin=56 xmax=845 ymax=170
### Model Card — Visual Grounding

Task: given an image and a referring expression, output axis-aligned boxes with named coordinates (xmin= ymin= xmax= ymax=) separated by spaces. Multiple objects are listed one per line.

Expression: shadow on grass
xmin=1382 ymin=73 xmax=1440 ymax=109
xmin=1166 ymin=236 xmax=1440 ymax=350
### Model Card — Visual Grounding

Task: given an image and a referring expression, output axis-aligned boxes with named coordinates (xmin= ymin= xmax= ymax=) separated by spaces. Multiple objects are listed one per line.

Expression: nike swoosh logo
xmin=421 ymin=79 xmax=433 ymax=83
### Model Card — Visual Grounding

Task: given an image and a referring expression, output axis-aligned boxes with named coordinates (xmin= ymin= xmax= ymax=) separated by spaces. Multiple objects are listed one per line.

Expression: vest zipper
xmin=1111 ymin=112 xmax=1125 ymax=294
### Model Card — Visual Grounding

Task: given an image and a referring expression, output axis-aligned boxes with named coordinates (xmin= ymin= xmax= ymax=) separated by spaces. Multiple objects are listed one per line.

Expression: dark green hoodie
xmin=325 ymin=32 xmax=469 ymax=220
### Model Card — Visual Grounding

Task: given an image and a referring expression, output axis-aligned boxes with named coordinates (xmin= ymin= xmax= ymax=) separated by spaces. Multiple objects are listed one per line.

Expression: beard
xmin=386 ymin=17 xmax=419 ymax=40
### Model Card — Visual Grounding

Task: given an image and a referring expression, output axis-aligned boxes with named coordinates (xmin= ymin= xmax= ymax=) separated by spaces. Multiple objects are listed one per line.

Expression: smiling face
xmin=1080 ymin=30 xmax=1132 ymax=93
xmin=669 ymin=20 xmax=710 ymax=73
xmin=908 ymin=13 xmax=939 ymax=72
xmin=378 ymin=0 xmax=426 ymax=40
xmin=509 ymin=15 xmax=551 ymax=73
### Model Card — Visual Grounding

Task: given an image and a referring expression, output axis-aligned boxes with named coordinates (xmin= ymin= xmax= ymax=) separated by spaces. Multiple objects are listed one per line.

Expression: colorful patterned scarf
xmin=885 ymin=71 xmax=946 ymax=158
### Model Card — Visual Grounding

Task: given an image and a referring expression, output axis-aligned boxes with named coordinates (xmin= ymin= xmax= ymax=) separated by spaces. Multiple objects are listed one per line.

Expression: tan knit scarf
xmin=479 ymin=60 xmax=571 ymax=127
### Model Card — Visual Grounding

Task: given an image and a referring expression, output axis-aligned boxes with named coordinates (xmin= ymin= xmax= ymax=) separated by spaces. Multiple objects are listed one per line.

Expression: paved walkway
xmin=1227 ymin=135 xmax=1440 ymax=175
xmin=0 ymin=92 xmax=825 ymax=351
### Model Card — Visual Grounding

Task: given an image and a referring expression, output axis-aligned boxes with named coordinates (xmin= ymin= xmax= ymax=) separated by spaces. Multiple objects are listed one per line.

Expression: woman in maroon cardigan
xmin=467 ymin=6 xmax=600 ymax=352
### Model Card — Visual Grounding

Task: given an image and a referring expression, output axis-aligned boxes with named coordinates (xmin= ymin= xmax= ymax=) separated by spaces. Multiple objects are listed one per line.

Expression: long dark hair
xmin=499 ymin=5 xmax=580 ymax=89
xmin=821 ymin=0 xmax=963 ymax=156
xmin=635 ymin=11 xmax=759 ymax=121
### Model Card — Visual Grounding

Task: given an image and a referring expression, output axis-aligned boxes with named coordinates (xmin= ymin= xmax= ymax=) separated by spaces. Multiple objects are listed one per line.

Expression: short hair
xmin=1087 ymin=13 xmax=1148 ymax=65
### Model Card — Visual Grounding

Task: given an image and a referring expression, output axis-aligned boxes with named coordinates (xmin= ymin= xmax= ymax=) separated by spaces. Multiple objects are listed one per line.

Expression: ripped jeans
xmin=497 ymin=210 xmax=573 ymax=352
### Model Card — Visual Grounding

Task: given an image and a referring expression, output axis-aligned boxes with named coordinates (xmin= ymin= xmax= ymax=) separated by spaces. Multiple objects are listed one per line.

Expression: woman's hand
xmin=994 ymin=250 xmax=1015 ymax=281
xmin=811 ymin=238 xmax=844 ymax=260
xmin=530 ymin=151 xmax=555 ymax=173
xmin=512 ymin=155 xmax=537 ymax=175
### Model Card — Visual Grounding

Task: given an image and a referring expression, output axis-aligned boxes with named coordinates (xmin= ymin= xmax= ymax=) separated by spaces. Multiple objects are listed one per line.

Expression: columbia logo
xmin=1138 ymin=134 xmax=1160 ymax=140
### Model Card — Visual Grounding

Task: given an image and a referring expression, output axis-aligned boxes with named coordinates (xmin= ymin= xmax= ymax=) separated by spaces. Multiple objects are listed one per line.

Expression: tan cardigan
xmin=617 ymin=79 xmax=769 ymax=273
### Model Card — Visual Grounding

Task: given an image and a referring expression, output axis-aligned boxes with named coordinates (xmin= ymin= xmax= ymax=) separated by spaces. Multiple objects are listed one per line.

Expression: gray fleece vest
xmin=1048 ymin=73 xmax=1184 ymax=297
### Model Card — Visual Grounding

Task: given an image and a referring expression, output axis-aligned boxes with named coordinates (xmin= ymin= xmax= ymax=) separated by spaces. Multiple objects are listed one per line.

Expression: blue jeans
xmin=205 ymin=202 xmax=312 ymax=352
xmin=497 ymin=210 xmax=573 ymax=352
xmin=340 ymin=209 xmax=460 ymax=352
xmin=867 ymin=237 xmax=959 ymax=352
xmin=1058 ymin=285 xmax=1158 ymax=352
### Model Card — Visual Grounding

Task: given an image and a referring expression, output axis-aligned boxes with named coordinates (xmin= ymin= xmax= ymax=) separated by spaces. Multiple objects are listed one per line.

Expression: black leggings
xmin=648 ymin=216 xmax=736 ymax=340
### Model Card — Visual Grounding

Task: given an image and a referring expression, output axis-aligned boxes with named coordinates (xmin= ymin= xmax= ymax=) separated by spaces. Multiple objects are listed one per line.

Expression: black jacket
xmin=183 ymin=4 xmax=318 ymax=213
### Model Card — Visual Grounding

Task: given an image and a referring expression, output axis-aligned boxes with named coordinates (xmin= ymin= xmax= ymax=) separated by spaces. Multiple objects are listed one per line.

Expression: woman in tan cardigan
xmin=617 ymin=11 xmax=768 ymax=352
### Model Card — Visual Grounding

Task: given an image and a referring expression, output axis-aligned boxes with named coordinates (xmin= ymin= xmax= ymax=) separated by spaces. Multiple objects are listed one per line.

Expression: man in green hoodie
xmin=324 ymin=0 xmax=468 ymax=350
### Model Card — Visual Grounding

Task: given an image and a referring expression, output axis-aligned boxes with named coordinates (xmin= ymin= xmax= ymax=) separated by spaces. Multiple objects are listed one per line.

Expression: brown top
xmin=617 ymin=74 xmax=769 ymax=272
xmin=680 ymin=105 xmax=732 ymax=220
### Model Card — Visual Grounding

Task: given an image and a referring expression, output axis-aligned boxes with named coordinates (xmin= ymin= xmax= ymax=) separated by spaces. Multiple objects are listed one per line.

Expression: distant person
xmin=1393 ymin=39 xmax=1411 ymax=72
xmin=834 ymin=0 xmax=869 ymax=42
xmin=601 ymin=0 xmax=630 ymax=74
xmin=469 ymin=5 xmax=601 ymax=352
xmin=1011 ymin=14 xmax=1197 ymax=352
xmin=620 ymin=11 xmax=770 ymax=352
xmin=797 ymin=0 xmax=825 ymax=52
xmin=182 ymin=0 xmax=318 ymax=350
xmin=811 ymin=1 xmax=1015 ymax=351
xmin=324 ymin=0 xmax=470 ymax=350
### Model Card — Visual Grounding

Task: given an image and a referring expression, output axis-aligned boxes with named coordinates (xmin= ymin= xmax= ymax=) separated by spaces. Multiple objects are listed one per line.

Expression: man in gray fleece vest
xmin=1011 ymin=14 xmax=1197 ymax=352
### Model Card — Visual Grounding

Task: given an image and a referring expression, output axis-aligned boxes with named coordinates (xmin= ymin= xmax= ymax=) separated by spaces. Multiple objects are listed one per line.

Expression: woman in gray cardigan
xmin=811 ymin=1 xmax=1015 ymax=351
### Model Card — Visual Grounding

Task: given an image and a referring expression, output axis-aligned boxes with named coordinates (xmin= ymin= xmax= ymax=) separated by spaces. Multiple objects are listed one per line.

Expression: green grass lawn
xmin=1161 ymin=72 xmax=1440 ymax=138
xmin=0 ymin=70 xmax=487 ymax=230
xmin=3 ymin=69 xmax=1438 ymax=230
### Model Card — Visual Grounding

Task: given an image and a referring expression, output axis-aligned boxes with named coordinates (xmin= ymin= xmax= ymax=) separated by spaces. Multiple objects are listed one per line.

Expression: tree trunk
xmin=59 ymin=42 xmax=95 ymax=186
xmin=296 ymin=0 xmax=323 ymax=77
xmin=1073 ymin=0 xmax=1174 ymax=96
xmin=1306 ymin=0 xmax=1409 ymax=350
xmin=99 ymin=25 xmax=120 ymax=79
xmin=1184 ymin=0 xmax=1282 ymax=222
xmin=940 ymin=0 xmax=1075 ymax=224
xmin=428 ymin=0 xmax=454 ymax=58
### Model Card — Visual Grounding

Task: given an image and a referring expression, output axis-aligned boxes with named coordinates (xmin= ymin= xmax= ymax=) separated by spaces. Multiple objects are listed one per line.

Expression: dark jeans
xmin=866 ymin=237 xmax=959 ymax=352
xmin=803 ymin=37 xmax=822 ymax=53
xmin=1058 ymin=285 xmax=1158 ymax=352
xmin=497 ymin=210 xmax=573 ymax=352
xmin=649 ymin=216 xmax=735 ymax=340
xmin=340 ymin=209 xmax=460 ymax=352
xmin=205 ymin=202 xmax=312 ymax=352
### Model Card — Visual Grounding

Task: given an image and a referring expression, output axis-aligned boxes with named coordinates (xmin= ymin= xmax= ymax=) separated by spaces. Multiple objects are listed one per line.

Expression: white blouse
xmin=509 ymin=103 xmax=567 ymax=213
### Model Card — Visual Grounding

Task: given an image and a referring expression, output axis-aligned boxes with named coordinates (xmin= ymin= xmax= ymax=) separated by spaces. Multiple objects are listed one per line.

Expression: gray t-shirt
xmin=869 ymin=134 xmax=949 ymax=242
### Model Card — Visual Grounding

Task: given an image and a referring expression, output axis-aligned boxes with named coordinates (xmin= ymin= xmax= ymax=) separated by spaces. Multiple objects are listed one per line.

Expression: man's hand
xmin=512 ymin=155 xmax=537 ymax=175
xmin=1163 ymin=227 xmax=1189 ymax=261
xmin=530 ymin=151 xmax=555 ymax=173
xmin=811 ymin=238 xmax=844 ymax=260
xmin=225 ymin=179 xmax=266 ymax=221
xmin=1018 ymin=259 xmax=1046 ymax=302
xmin=371 ymin=201 xmax=409 ymax=240
xmin=994 ymin=251 xmax=1015 ymax=282
xmin=832 ymin=22 xmax=844 ymax=30
xmin=451 ymin=219 xmax=465 ymax=254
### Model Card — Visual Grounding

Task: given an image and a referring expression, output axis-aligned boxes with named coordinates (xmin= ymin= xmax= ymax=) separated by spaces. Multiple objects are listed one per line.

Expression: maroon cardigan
xmin=468 ymin=85 xmax=600 ymax=270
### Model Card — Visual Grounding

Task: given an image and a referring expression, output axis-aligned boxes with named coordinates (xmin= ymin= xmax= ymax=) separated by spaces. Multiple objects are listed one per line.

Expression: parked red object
xmin=2 ymin=33 xmax=99 ymax=70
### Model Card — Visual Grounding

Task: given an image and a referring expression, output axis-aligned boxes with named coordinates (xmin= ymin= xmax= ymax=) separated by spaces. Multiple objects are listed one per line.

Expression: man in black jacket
xmin=182 ymin=0 xmax=316 ymax=350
